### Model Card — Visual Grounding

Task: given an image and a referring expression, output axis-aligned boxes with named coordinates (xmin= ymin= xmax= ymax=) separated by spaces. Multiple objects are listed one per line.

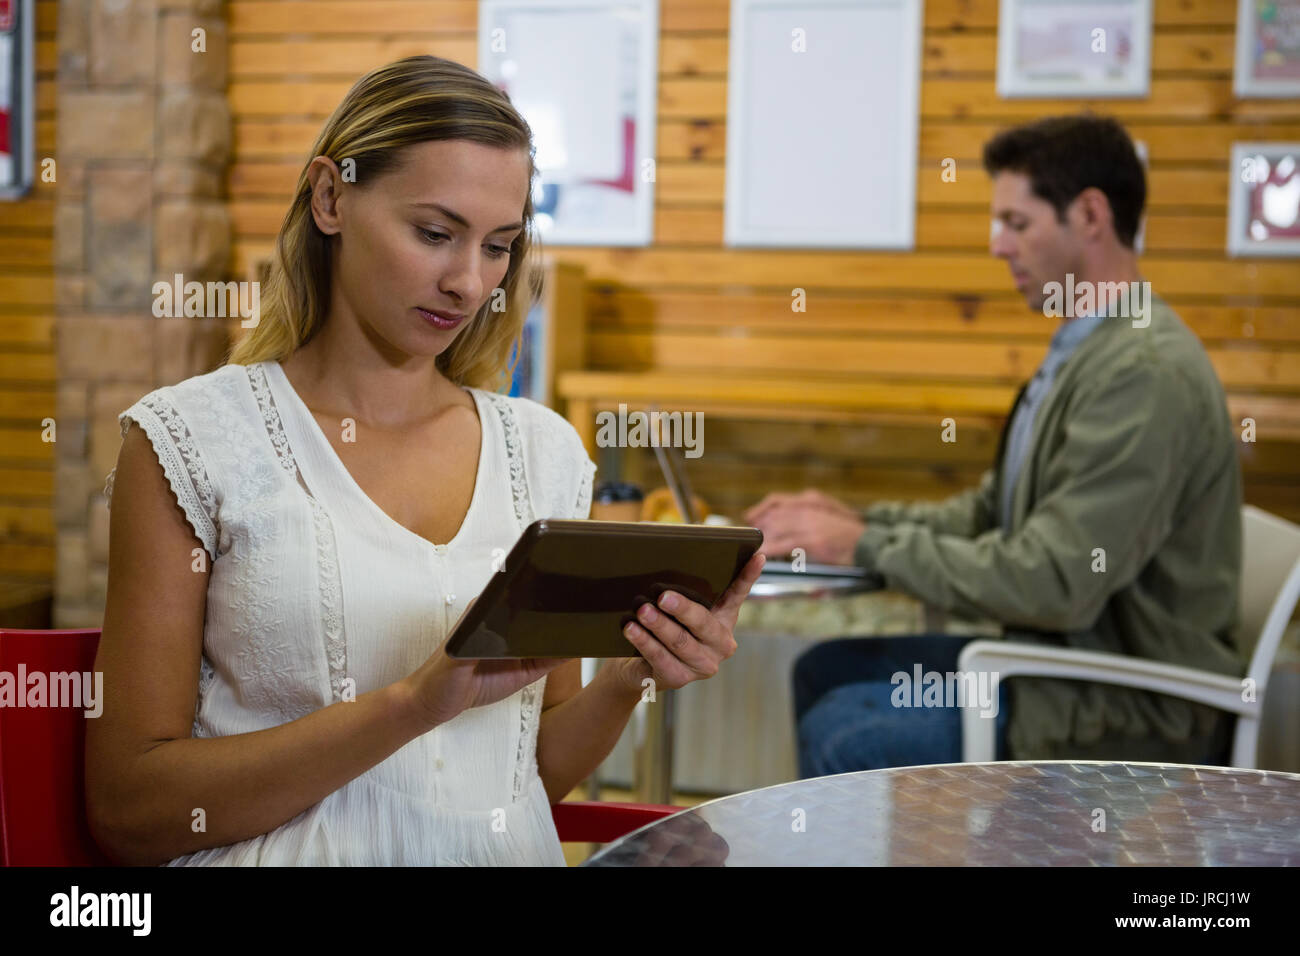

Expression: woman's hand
xmin=610 ymin=553 xmax=766 ymax=695
xmin=399 ymin=599 xmax=573 ymax=731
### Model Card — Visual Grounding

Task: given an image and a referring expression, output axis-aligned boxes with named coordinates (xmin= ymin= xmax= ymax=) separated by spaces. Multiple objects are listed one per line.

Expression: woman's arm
xmin=536 ymin=661 xmax=641 ymax=803
xmin=535 ymin=554 xmax=765 ymax=803
xmin=86 ymin=425 xmax=496 ymax=865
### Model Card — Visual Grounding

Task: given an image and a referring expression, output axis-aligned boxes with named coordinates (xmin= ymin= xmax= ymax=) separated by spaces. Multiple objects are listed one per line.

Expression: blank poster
xmin=725 ymin=0 xmax=923 ymax=249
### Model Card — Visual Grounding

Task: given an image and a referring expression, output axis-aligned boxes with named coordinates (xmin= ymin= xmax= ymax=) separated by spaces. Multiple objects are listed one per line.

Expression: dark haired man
xmin=747 ymin=114 xmax=1243 ymax=775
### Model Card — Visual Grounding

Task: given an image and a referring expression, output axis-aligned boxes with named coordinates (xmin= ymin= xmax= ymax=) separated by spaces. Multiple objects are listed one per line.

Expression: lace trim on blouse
xmin=481 ymin=392 xmax=530 ymax=531
xmin=246 ymin=363 xmax=350 ymax=704
xmin=107 ymin=393 xmax=220 ymax=562
xmin=480 ymin=392 xmax=545 ymax=801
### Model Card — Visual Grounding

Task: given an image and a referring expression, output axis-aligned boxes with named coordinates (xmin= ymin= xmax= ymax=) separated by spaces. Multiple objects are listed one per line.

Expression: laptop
xmin=646 ymin=406 xmax=881 ymax=594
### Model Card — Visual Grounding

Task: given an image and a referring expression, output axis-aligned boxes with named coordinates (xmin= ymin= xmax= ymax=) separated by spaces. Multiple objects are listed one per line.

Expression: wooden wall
xmin=226 ymin=0 xmax=1300 ymax=521
xmin=0 ymin=0 xmax=58 ymax=591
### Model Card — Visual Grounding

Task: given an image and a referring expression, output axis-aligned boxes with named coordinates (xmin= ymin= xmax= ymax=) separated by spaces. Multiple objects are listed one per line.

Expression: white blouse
xmin=104 ymin=359 xmax=597 ymax=866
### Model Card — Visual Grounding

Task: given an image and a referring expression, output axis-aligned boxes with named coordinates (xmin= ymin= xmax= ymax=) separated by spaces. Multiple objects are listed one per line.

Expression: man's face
xmin=331 ymin=139 xmax=531 ymax=359
xmin=989 ymin=171 xmax=1083 ymax=313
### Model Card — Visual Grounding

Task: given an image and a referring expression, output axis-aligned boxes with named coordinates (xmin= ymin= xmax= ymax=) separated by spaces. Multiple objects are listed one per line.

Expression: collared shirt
xmin=998 ymin=311 xmax=1108 ymax=532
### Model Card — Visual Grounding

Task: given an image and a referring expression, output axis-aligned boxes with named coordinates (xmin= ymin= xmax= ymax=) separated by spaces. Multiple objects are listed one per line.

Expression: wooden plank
xmin=0 ymin=275 xmax=54 ymax=308
xmin=231 ymin=115 xmax=1300 ymax=169
xmin=35 ymin=0 xmax=57 ymax=35
xmin=584 ymin=331 xmax=1300 ymax=390
xmin=0 ymin=468 xmax=53 ymax=499
xmin=558 ymin=369 xmax=1020 ymax=414
xmin=922 ymin=77 xmax=1300 ymax=123
xmin=0 ymin=426 xmax=55 ymax=462
xmin=0 ymin=236 xmax=53 ymax=267
xmin=228 ymin=199 xmax=1234 ymax=257
xmin=223 ymin=30 xmax=1243 ymax=84
xmin=233 ymin=233 xmax=1300 ymax=299
xmin=585 ymin=290 xmax=1300 ymax=344
xmin=0 ymin=542 xmax=55 ymax=576
xmin=0 ymin=505 xmax=54 ymax=537
xmin=232 ymin=120 xmax=322 ymax=160
xmin=702 ymin=418 xmax=999 ymax=464
xmin=0 ymin=353 xmax=56 ymax=383
xmin=227 ymin=158 xmax=1244 ymax=211
xmin=231 ymin=36 xmax=476 ymax=77
xmin=0 ymin=317 xmax=55 ymax=348
xmin=645 ymin=205 xmax=1231 ymax=252
xmin=230 ymin=1 xmax=478 ymax=35
xmin=226 ymin=74 xmax=1300 ymax=124
xmin=0 ymin=197 xmax=55 ymax=231
xmin=923 ymin=30 xmax=1234 ymax=76
xmin=920 ymin=120 xmax=1300 ymax=164
xmin=468 ymin=248 xmax=1300 ymax=299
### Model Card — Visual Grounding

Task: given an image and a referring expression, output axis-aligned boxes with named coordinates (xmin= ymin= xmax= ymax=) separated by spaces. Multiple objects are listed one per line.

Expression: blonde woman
xmin=87 ymin=56 xmax=764 ymax=866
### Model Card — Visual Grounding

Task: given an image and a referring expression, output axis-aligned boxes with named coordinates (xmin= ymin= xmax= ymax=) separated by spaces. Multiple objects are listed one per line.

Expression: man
xmin=746 ymin=114 xmax=1243 ymax=776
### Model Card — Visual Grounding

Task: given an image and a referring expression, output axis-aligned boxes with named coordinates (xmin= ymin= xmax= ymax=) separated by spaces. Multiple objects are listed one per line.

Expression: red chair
xmin=0 ymin=627 xmax=677 ymax=865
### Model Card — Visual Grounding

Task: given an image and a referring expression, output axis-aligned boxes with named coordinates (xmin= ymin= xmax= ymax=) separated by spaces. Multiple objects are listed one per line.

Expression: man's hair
xmin=982 ymin=114 xmax=1146 ymax=248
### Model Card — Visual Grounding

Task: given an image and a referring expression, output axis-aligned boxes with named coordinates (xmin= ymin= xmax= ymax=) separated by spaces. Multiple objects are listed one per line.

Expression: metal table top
xmin=584 ymin=761 xmax=1300 ymax=866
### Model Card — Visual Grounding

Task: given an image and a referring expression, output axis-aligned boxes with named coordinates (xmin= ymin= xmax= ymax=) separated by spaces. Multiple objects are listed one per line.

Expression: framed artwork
xmin=478 ymin=0 xmax=659 ymax=246
xmin=0 ymin=0 xmax=34 ymax=200
xmin=724 ymin=0 xmax=923 ymax=249
xmin=1234 ymin=0 xmax=1300 ymax=97
xmin=1227 ymin=143 xmax=1300 ymax=257
xmin=997 ymin=0 xmax=1153 ymax=98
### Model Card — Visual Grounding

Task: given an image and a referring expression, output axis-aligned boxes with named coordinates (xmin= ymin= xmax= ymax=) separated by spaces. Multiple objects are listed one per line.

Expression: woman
xmin=87 ymin=56 xmax=763 ymax=866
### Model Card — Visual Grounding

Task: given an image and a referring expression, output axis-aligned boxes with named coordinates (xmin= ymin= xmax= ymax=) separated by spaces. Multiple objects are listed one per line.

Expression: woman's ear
xmin=306 ymin=156 xmax=345 ymax=236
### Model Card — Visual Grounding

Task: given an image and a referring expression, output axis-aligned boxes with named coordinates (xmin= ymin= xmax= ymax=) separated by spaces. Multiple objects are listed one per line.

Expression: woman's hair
xmin=226 ymin=56 xmax=542 ymax=390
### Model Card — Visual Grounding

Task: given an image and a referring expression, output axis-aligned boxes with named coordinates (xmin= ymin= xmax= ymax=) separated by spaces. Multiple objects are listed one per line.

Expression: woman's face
xmin=313 ymin=139 xmax=532 ymax=360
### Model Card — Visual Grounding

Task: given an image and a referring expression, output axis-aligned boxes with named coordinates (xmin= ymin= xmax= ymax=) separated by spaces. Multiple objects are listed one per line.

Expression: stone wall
xmin=53 ymin=0 xmax=232 ymax=626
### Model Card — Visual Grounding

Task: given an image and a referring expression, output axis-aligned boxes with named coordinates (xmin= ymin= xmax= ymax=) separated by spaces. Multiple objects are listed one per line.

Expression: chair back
xmin=1237 ymin=506 xmax=1300 ymax=685
xmin=0 ymin=628 xmax=110 ymax=865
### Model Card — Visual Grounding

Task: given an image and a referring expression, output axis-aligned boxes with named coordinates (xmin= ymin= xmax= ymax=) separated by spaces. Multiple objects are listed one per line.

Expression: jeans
xmin=793 ymin=634 xmax=1011 ymax=778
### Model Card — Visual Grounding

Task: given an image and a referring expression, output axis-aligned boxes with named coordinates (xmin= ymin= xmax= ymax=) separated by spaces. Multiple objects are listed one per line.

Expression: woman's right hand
xmin=398 ymin=601 xmax=572 ymax=731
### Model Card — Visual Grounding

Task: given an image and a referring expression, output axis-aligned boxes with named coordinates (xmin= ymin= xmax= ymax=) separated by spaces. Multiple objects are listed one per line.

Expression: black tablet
xmin=445 ymin=519 xmax=764 ymax=659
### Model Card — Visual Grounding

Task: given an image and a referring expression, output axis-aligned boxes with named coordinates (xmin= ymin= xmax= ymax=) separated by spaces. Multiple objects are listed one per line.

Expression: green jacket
xmin=854 ymin=293 xmax=1243 ymax=761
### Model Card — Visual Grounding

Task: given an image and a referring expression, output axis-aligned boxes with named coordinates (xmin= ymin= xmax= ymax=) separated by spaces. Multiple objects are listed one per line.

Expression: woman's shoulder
xmin=127 ymin=361 xmax=253 ymax=419
xmin=473 ymin=388 xmax=585 ymax=455
xmin=472 ymin=389 xmax=596 ymax=519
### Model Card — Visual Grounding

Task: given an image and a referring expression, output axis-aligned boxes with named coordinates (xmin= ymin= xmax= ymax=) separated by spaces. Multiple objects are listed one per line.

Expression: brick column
xmin=53 ymin=0 xmax=231 ymax=626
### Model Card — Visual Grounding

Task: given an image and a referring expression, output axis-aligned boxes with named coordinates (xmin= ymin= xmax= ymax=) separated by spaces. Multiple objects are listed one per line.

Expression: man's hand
xmin=744 ymin=488 xmax=859 ymax=526
xmin=744 ymin=489 xmax=866 ymax=566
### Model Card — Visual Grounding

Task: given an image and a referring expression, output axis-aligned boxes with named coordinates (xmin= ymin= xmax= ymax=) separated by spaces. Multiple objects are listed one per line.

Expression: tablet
xmin=445 ymin=519 xmax=764 ymax=659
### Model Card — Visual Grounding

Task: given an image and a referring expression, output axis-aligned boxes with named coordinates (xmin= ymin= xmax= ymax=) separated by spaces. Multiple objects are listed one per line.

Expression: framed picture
xmin=997 ymin=0 xmax=1153 ymax=98
xmin=1227 ymin=143 xmax=1300 ymax=257
xmin=0 ymin=0 xmax=35 ymax=200
xmin=478 ymin=0 xmax=659 ymax=246
xmin=1234 ymin=0 xmax=1300 ymax=97
xmin=724 ymin=0 xmax=923 ymax=249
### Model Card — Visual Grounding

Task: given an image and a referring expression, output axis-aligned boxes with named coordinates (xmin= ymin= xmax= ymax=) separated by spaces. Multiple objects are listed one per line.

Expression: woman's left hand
xmin=612 ymin=552 xmax=766 ymax=695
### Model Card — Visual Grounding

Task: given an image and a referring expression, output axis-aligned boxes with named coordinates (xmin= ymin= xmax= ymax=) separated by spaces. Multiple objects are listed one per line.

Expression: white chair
xmin=959 ymin=505 xmax=1300 ymax=768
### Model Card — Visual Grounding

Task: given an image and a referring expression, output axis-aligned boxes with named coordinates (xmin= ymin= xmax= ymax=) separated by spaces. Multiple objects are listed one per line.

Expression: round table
xmin=583 ymin=761 xmax=1300 ymax=866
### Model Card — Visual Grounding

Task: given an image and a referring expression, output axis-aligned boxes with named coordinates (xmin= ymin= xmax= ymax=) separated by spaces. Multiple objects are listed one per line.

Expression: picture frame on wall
xmin=724 ymin=0 xmax=923 ymax=249
xmin=996 ymin=0 xmax=1153 ymax=98
xmin=477 ymin=0 xmax=659 ymax=246
xmin=1227 ymin=142 xmax=1300 ymax=257
xmin=1234 ymin=0 xmax=1300 ymax=97
xmin=0 ymin=0 xmax=35 ymax=200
